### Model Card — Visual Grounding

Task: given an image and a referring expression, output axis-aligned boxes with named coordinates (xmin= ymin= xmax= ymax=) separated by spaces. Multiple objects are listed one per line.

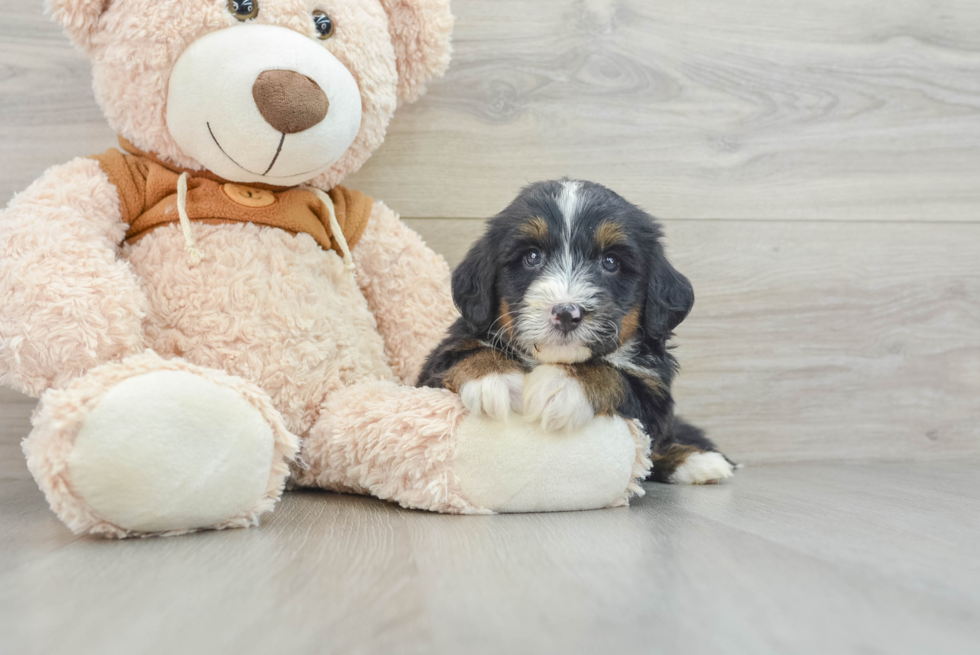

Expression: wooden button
xmin=222 ymin=183 xmax=276 ymax=208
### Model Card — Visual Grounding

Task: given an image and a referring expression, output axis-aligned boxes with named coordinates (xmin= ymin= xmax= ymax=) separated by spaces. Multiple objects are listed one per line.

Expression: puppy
xmin=418 ymin=179 xmax=735 ymax=485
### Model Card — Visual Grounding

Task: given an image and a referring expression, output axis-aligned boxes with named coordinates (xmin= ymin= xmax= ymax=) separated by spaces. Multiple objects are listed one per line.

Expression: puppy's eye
xmin=601 ymin=254 xmax=621 ymax=273
xmin=228 ymin=0 xmax=259 ymax=21
xmin=313 ymin=11 xmax=335 ymax=39
xmin=523 ymin=249 xmax=544 ymax=268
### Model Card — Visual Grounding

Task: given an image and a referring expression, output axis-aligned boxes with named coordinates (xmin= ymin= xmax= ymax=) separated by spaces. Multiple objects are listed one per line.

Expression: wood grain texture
xmin=0 ymin=1 xmax=113 ymax=204
xmin=348 ymin=0 xmax=980 ymax=220
xmin=404 ymin=218 xmax=980 ymax=463
xmin=2 ymin=1 xmax=980 ymax=221
xmin=0 ymin=389 xmax=33 ymax=481
xmin=1 ymin=457 xmax=979 ymax=655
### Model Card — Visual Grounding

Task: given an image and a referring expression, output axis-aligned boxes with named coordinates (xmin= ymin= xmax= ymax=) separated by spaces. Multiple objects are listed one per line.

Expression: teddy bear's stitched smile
xmin=162 ymin=24 xmax=362 ymax=187
xmin=206 ymin=121 xmax=327 ymax=180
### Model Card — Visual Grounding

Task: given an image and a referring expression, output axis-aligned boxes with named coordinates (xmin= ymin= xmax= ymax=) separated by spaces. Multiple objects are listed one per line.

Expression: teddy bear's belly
xmin=123 ymin=223 xmax=396 ymax=436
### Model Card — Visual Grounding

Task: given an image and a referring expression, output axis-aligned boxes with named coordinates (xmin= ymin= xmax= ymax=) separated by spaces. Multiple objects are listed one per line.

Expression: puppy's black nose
xmin=552 ymin=304 xmax=584 ymax=333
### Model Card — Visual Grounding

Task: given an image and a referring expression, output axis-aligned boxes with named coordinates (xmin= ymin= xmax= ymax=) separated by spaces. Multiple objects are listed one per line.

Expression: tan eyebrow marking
xmin=595 ymin=221 xmax=627 ymax=250
xmin=519 ymin=216 xmax=549 ymax=240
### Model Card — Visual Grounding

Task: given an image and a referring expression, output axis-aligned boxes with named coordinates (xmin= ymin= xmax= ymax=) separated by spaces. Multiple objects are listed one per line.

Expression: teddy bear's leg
xmin=23 ymin=352 xmax=298 ymax=538
xmin=293 ymin=381 xmax=651 ymax=514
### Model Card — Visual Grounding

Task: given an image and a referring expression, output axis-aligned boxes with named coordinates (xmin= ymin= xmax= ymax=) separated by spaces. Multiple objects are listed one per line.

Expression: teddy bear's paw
xmin=66 ymin=370 xmax=282 ymax=535
xmin=522 ymin=365 xmax=595 ymax=433
xmin=26 ymin=360 xmax=297 ymax=537
xmin=460 ymin=372 xmax=524 ymax=420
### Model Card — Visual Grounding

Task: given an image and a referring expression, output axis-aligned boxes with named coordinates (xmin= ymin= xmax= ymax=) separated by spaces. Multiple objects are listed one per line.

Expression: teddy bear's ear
xmin=48 ymin=0 xmax=110 ymax=50
xmin=379 ymin=0 xmax=454 ymax=104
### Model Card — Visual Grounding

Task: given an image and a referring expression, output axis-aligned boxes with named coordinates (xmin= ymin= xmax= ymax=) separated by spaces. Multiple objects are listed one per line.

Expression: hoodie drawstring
xmin=174 ymin=176 xmax=352 ymax=277
xmin=176 ymin=172 xmax=203 ymax=264
xmin=304 ymin=185 xmax=356 ymax=279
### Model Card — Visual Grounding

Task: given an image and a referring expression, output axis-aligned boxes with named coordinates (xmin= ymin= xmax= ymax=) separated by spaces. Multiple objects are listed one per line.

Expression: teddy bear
xmin=0 ymin=0 xmax=649 ymax=538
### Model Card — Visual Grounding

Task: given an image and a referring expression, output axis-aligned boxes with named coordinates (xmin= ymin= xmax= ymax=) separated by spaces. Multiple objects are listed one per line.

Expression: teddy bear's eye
xmin=313 ymin=11 xmax=335 ymax=39
xmin=228 ymin=0 xmax=259 ymax=21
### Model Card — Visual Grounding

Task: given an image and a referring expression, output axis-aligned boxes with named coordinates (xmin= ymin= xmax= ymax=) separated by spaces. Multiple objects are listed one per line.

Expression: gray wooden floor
xmin=1 ymin=455 xmax=978 ymax=655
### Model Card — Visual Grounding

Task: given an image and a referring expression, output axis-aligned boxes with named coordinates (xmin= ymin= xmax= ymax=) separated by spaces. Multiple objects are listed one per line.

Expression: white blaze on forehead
xmin=556 ymin=180 xmax=582 ymax=238
xmin=512 ymin=180 xmax=605 ymax=361
xmin=529 ymin=179 xmax=594 ymax=309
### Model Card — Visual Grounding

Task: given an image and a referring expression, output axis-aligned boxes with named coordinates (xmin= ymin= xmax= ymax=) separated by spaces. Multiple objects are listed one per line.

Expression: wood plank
xmin=1 ymin=461 xmax=979 ymax=655
xmin=404 ymin=217 xmax=980 ymax=463
xmin=0 ymin=2 xmax=114 ymax=203
xmin=672 ymin=460 xmax=980 ymax=599
xmin=0 ymin=389 xmax=33 ymax=482
xmin=348 ymin=0 xmax=980 ymax=220
xmin=2 ymin=1 xmax=980 ymax=221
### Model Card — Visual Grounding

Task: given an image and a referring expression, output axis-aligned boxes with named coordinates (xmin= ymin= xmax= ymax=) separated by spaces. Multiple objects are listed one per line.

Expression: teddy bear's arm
xmin=351 ymin=201 xmax=459 ymax=385
xmin=0 ymin=158 xmax=147 ymax=397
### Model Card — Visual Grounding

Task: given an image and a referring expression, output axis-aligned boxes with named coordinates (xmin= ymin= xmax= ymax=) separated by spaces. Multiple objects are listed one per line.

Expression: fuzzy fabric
xmin=23 ymin=351 xmax=298 ymax=538
xmin=48 ymin=0 xmax=452 ymax=190
xmin=0 ymin=158 xmax=146 ymax=397
xmin=166 ymin=23 xmax=365 ymax=187
xmin=89 ymin=144 xmax=374 ymax=252
xmin=353 ymin=201 xmax=459 ymax=385
xmin=609 ymin=420 xmax=655 ymax=508
xmin=125 ymin=200 xmax=453 ymax=438
xmin=452 ymin=414 xmax=645 ymax=513
xmin=126 ymin=221 xmax=396 ymax=438
xmin=296 ymin=386 xmax=651 ymax=514
xmin=293 ymin=380 xmax=485 ymax=514
xmin=379 ymin=0 xmax=454 ymax=104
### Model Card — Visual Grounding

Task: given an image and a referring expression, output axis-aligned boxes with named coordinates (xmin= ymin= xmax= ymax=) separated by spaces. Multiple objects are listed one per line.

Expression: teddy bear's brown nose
xmin=252 ymin=70 xmax=330 ymax=135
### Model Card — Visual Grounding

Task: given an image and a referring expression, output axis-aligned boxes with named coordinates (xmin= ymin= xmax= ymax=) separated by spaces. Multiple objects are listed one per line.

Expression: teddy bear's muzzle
xmin=165 ymin=24 xmax=362 ymax=187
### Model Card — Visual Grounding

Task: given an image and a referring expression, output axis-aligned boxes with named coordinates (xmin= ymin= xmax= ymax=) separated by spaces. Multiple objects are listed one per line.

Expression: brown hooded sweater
xmin=89 ymin=137 xmax=373 ymax=256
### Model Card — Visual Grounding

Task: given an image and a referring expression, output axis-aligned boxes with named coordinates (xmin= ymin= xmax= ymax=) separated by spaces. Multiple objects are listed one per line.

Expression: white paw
xmin=460 ymin=372 xmax=524 ymax=420
xmin=669 ymin=451 xmax=735 ymax=485
xmin=522 ymin=365 xmax=595 ymax=432
xmin=67 ymin=371 xmax=279 ymax=533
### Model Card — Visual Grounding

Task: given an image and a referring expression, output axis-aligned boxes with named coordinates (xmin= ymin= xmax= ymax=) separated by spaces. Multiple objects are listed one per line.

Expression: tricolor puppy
xmin=418 ymin=179 xmax=735 ymax=485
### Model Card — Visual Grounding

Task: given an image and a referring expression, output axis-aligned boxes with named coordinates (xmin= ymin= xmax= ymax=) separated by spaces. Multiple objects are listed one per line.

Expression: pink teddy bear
xmin=0 ymin=0 xmax=647 ymax=538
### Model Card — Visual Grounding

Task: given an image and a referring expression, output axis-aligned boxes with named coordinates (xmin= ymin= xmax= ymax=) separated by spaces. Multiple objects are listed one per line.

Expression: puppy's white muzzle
xmin=519 ymin=257 xmax=601 ymax=363
xmin=166 ymin=24 xmax=362 ymax=186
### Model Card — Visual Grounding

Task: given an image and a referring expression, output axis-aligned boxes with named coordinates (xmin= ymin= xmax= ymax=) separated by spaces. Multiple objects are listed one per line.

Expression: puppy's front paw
xmin=523 ymin=365 xmax=595 ymax=432
xmin=460 ymin=372 xmax=524 ymax=420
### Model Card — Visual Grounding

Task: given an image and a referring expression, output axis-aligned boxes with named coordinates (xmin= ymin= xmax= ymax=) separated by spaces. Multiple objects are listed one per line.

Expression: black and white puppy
xmin=418 ymin=179 xmax=735 ymax=485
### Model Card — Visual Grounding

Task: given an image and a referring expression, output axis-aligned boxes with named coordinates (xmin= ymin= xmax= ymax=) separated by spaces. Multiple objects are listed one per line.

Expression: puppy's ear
xmin=378 ymin=0 xmax=454 ymax=104
xmin=644 ymin=252 xmax=695 ymax=341
xmin=48 ymin=0 xmax=111 ymax=50
xmin=452 ymin=234 xmax=498 ymax=333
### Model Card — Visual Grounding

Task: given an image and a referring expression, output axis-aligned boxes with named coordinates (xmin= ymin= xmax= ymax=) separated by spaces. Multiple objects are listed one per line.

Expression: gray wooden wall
xmin=1 ymin=1 xmax=979 ymax=464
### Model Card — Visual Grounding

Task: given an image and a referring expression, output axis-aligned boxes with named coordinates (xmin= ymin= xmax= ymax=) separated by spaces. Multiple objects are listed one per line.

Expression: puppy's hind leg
xmin=648 ymin=418 xmax=736 ymax=485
